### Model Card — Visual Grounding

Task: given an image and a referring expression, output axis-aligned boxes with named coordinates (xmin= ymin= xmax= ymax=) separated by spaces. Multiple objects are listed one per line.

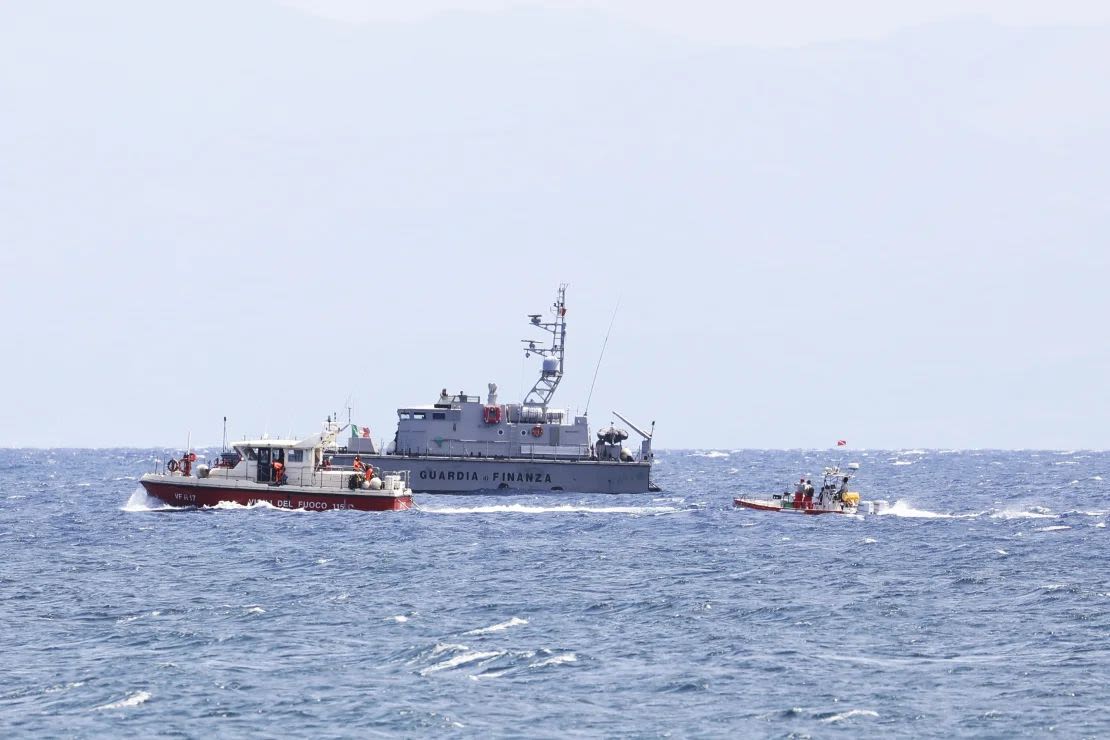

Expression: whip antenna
xmin=584 ymin=297 xmax=620 ymax=416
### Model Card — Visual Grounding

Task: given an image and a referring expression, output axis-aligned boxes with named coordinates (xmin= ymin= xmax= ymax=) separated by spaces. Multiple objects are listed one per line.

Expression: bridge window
xmin=432 ymin=413 xmax=446 ymax=420
xmin=288 ymin=450 xmax=304 ymax=463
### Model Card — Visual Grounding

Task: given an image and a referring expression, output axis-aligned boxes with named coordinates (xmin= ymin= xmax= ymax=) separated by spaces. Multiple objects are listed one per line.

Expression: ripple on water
xmin=2 ymin=448 xmax=1109 ymax=736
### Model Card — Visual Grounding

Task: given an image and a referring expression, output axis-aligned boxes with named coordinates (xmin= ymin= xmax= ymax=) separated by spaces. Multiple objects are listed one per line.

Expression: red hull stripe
xmin=733 ymin=499 xmax=843 ymax=515
xmin=141 ymin=481 xmax=412 ymax=512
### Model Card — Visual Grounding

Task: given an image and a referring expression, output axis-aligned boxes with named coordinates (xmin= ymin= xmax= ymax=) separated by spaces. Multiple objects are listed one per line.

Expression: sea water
xmin=1 ymin=448 xmax=1108 ymax=736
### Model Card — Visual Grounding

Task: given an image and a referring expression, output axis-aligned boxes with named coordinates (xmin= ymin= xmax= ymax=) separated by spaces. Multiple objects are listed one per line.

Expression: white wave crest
xmin=45 ymin=681 xmax=85 ymax=694
xmin=94 ymin=691 xmax=151 ymax=711
xmin=1036 ymin=525 xmax=1072 ymax=532
xmin=464 ymin=617 xmax=528 ymax=635
xmin=691 ymin=451 xmax=730 ymax=458
xmin=822 ymin=709 xmax=879 ymax=723
xmin=420 ymin=503 xmax=679 ymax=516
xmin=428 ymin=642 xmax=469 ymax=658
xmin=531 ymin=653 xmax=577 ymax=668
xmin=420 ymin=650 xmax=504 ymax=676
xmin=891 ymin=461 xmax=914 ymax=466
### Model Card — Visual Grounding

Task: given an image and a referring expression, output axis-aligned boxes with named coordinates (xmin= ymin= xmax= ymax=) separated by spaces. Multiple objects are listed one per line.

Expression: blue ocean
xmin=2 ymin=448 xmax=1107 ymax=737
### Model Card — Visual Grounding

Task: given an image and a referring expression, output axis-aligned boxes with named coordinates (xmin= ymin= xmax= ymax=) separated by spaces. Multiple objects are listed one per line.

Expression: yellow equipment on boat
xmin=842 ymin=492 xmax=860 ymax=506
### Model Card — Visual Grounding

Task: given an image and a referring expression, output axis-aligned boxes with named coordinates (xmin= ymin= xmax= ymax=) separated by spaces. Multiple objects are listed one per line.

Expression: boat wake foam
xmin=419 ymin=503 xmax=682 ymax=516
xmin=878 ymin=501 xmax=961 ymax=519
xmin=121 ymin=487 xmax=175 ymax=512
xmin=988 ymin=508 xmax=1056 ymax=520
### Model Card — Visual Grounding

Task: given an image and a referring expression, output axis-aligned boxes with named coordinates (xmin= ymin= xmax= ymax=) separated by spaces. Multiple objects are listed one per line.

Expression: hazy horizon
xmin=2 ymin=1 xmax=1107 ymax=450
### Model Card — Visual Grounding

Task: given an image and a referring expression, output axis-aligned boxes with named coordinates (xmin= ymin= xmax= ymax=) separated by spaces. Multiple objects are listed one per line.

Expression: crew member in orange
xmin=365 ymin=464 xmax=374 ymax=480
xmin=353 ymin=455 xmax=364 ymax=472
xmin=272 ymin=460 xmax=285 ymax=485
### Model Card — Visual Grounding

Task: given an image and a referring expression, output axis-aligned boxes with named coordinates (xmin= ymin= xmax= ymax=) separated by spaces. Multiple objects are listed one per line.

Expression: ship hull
xmin=734 ymin=498 xmax=854 ymax=515
xmin=140 ymin=477 xmax=412 ymax=512
xmin=353 ymin=455 xmax=653 ymax=494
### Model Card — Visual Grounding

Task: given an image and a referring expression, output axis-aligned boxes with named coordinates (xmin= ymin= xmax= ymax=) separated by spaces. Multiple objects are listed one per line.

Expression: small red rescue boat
xmin=734 ymin=463 xmax=886 ymax=515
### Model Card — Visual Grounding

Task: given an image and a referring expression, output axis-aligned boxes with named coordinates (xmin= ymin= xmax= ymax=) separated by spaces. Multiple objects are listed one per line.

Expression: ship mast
xmin=521 ymin=283 xmax=567 ymax=409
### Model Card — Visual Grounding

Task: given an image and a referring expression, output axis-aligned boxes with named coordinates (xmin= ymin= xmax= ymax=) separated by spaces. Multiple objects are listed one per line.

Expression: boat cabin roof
xmin=235 ymin=432 xmax=336 ymax=451
xmin=236 ymin=439 xmax=299 ymax=449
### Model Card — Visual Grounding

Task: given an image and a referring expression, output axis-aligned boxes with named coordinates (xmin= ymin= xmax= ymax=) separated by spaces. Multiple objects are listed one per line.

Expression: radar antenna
xmin=521 ymin=283 xmax=568 ymax=408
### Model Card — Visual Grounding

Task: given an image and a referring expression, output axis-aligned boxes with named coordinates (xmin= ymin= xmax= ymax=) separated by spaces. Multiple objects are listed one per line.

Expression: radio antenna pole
xmin=585 ymin=296 xmax=620 ymax=417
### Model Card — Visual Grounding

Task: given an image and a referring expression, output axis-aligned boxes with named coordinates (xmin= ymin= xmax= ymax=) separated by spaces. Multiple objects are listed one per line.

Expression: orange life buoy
xmin=531 ymin=425 xmax=543 ymax=438
xmin=167 ymin=458 xmax=179 ymax=473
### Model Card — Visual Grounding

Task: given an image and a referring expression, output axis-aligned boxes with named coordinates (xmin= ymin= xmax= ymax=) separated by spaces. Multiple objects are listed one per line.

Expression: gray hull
xmin=357 ymin=455 xmax=653 ymax=494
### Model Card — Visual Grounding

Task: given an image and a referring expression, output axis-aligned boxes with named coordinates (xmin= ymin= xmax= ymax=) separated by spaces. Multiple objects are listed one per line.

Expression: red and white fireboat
xmin=734 ymin=463 xmax=887 ymax=516
xmin=140 ymin=421 xmax=413 ymax=512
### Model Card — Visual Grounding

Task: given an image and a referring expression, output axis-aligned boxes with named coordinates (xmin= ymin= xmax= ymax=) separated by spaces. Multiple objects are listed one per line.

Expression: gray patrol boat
xmin=349 ymin=285 xmax=657 ymax=493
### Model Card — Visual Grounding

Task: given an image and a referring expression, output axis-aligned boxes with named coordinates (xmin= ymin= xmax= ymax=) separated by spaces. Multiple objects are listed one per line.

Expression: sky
xmin=281 ymin=0 xmax=1110 ymax=44
xmin=1 ymin=1 xmax=1108 ymax=449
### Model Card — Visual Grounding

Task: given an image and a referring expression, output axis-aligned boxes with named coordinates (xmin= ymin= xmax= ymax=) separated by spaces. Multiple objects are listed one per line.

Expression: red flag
xmin=836 ymin=439 xmax=847 ymax=446
xmin=361 ymin=426 xmax=371 ymax=438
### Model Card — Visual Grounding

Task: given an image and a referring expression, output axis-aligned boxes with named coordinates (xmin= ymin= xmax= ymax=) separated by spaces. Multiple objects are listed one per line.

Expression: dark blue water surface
xmin=2 ymin=448 xmax=1108 ymax=737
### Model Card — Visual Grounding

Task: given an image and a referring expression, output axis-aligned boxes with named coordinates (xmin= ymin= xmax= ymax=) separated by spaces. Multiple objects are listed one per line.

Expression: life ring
xmin=483 ymin=405 xmax=502 ymax=425
xmin=167 ymin=459 xmax=179 ymax=473
xmin=531 ymin=425 xmax=543 ymax=438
